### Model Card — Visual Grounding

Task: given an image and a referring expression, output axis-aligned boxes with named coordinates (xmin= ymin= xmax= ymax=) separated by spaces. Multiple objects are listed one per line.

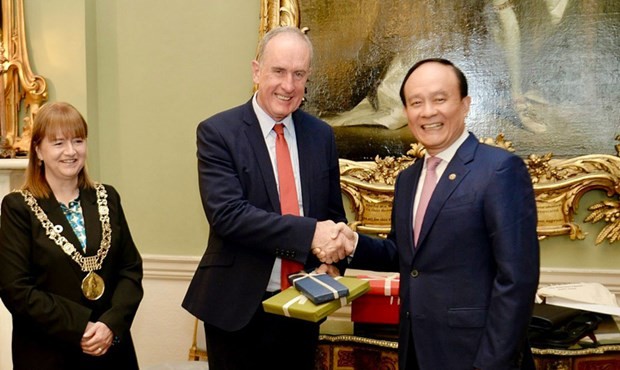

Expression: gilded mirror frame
xmin=0 ymin=0 xmax=47 ymax=158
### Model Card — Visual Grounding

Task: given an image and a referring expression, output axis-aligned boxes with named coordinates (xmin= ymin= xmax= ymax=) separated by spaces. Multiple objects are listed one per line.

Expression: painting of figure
xmin=286 ymin=0 xmax=619 ymax=160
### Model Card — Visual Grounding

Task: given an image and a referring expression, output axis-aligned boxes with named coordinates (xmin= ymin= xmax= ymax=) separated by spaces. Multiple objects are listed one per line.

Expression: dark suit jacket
xmin=0 ymin=185 xmax=143 ymax=370
xmin=351 ymin=134 xmax=540 ymax=370
xmin=182 ymin=99 xmax=347 ymax=331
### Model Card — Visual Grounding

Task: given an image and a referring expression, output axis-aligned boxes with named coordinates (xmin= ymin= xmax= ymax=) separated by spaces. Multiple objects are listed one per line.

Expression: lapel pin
xmin=448 ymin=173 xmax=457 ymax=180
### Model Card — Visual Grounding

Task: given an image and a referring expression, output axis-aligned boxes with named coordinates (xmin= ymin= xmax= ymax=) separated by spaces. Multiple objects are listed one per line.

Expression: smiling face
xmin=402 ymin=62 xmax=471 ymax=156
xmin=252 ymin=31 xmax=311 ymax=122
xmin=35 ymin=132 xmax=87 ymax=187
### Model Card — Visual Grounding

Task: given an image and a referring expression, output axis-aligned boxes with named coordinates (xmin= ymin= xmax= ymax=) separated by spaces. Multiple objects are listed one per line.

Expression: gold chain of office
xmin=19 ymin=183 xmax=111 ymax=300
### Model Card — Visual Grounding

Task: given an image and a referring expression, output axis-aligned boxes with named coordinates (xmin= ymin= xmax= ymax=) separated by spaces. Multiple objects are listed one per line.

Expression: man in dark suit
xmin=182 ymin=26 xmax=353 ymax=370
xmin=347 ymin=58 xmax=540 ymax=369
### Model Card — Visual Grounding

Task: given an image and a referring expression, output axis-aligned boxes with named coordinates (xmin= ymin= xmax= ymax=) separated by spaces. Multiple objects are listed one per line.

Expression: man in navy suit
xmin=347 ymin=59 xmax=540 ymax=369
xmin=182 ymin=26 xmax=353 ymax=370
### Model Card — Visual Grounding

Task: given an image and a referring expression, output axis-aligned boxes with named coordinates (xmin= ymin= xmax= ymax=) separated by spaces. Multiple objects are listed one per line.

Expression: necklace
xmin=20 ymin=183 xmax=111 ymax=300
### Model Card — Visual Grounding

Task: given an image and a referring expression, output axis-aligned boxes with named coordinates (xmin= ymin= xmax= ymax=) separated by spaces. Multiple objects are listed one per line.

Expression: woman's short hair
xmin=24 ymin=101 xmax=94 ymax=198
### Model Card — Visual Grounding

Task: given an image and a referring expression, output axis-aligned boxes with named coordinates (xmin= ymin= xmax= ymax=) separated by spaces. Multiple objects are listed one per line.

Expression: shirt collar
xmin=252 ymin=92 xmax=293 ymax=139
xmin=60 ymin=196 xmax=81 ymax=213
xmin=425 ymin=129 xmax=470 ymax=164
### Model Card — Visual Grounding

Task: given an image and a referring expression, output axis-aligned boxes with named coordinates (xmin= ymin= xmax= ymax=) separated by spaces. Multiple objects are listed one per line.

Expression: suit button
xmin=410 ymin=269 xmax=419 ymax=278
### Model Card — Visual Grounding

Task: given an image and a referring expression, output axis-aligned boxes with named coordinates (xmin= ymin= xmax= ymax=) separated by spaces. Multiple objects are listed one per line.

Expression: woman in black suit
xmin=0 ymin=102 xmax=143 ymax=370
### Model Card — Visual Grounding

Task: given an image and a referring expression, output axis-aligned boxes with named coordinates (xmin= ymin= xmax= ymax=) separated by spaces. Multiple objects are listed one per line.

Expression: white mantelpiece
xmin=0 ymin=158 xmax=28 ymax=197
xmin=0 ymin=158 xmax=27 ymax=370
xmin=0 ymin=158 xmax=28 ymax=169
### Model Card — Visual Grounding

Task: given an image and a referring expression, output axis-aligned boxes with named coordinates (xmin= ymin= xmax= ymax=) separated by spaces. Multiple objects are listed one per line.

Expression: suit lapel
xmin=242 ymin=101 xmax=281 ymax=213
xmin=401 ymin=160 xmax=423 ymax=262
xmin=416 ymin=134 xmax=478 ymax=248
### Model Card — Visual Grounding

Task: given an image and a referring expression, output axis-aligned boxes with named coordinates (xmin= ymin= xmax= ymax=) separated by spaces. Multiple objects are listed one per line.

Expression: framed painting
xmin=260 ymin=0 xmax=620 ymax=160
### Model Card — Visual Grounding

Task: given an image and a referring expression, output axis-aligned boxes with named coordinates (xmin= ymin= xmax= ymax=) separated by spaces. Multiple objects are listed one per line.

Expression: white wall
xmin=133 ymin=255 xmax=202 ymax=367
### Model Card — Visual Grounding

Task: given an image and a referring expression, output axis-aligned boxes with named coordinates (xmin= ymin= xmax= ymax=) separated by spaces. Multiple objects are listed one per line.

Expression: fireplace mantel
xmin=0 ymin=158 xmax=28 ymax=196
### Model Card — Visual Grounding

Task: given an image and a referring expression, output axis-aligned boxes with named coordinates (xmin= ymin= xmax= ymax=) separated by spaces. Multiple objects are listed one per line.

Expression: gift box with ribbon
xmin=288 ymin=272 xmax=349 ymax=305
xmin=262 ymin=276 xmax=369 ymax=322
xmin=351 ymin=273 xmax=400 ymax=325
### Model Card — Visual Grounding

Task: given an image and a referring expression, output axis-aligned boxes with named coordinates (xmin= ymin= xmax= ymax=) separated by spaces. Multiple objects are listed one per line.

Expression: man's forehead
xmin=407 ymin=87 xmax=451 ymax=98
xmin=406 ymin=67 xmax=459 ymax=91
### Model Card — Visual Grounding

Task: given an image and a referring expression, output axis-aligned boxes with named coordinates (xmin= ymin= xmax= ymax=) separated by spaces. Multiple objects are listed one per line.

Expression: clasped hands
xmin=81 ymin=321 xmax=113 ymax=356
xmin=311 ymin=220 xmax=356 ymax=264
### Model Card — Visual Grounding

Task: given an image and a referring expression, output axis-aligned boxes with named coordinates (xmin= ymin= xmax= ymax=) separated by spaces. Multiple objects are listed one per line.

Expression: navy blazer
xmin=0 ymin=185 xmax=143 ymax=370
xmin=183 ymin=99 xmax=347 ymax=331
xmin=351 ymin=134 xmax=540 ymax=370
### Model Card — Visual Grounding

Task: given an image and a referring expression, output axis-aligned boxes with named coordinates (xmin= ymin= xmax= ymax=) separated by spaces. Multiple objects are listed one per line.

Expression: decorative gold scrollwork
xmin=585 ymin=200 xmax=620 ymax=244
xmin=527 ymin=153 xmax=620 ymax=244
xmin=0 ymin=0 xmax=48 ymax=158
xmin=259 ymin=0 xmax=302 ymax=40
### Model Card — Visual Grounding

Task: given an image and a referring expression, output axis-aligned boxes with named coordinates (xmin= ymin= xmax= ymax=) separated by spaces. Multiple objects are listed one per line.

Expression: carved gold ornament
xmin=0 ymin=0 xmax=48 ymax=158
xmin=259 ymin=0 xmax=302 ymax=38
xmin=526 ymin=148 xmax=620 ymax=244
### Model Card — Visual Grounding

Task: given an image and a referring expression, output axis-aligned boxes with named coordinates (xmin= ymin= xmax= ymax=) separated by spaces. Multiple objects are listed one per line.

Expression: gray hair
xmin=255 ymin=26 xmax=313 ymax=66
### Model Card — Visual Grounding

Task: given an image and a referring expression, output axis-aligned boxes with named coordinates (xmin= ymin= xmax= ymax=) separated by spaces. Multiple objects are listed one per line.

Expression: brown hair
xmin=23 ymin=102 xmax=94 ymax=198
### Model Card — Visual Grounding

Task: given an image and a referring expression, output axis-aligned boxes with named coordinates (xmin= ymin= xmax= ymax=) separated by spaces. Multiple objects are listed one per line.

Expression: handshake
xmin=310 ymin=220 xmax=357 ymax=264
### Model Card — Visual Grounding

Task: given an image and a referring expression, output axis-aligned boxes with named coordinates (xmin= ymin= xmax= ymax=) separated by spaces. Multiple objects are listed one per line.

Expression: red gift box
xmin=358 ymin=273 xmax=399 ymax=296
xmin=351 ymin=273 xmax=400 ymax=324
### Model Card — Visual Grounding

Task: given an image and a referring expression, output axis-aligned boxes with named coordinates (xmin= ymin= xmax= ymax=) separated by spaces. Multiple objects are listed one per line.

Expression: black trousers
xmin=204 ymin=292 xmax=320 ymax=370
xmin=405 ymin=330 xmax=420 ymax=370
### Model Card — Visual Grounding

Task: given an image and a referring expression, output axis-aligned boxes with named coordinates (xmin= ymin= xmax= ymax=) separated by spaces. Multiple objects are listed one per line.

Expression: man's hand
xmin=311 ymin=221 xmax=356 ymax=263
xmin=314 ymin=263 xmax=341 ymax=277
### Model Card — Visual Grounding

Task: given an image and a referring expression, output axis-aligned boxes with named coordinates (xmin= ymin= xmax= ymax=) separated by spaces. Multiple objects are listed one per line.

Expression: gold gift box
xmin=262 ymin=276 xmax=370 ymax=322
